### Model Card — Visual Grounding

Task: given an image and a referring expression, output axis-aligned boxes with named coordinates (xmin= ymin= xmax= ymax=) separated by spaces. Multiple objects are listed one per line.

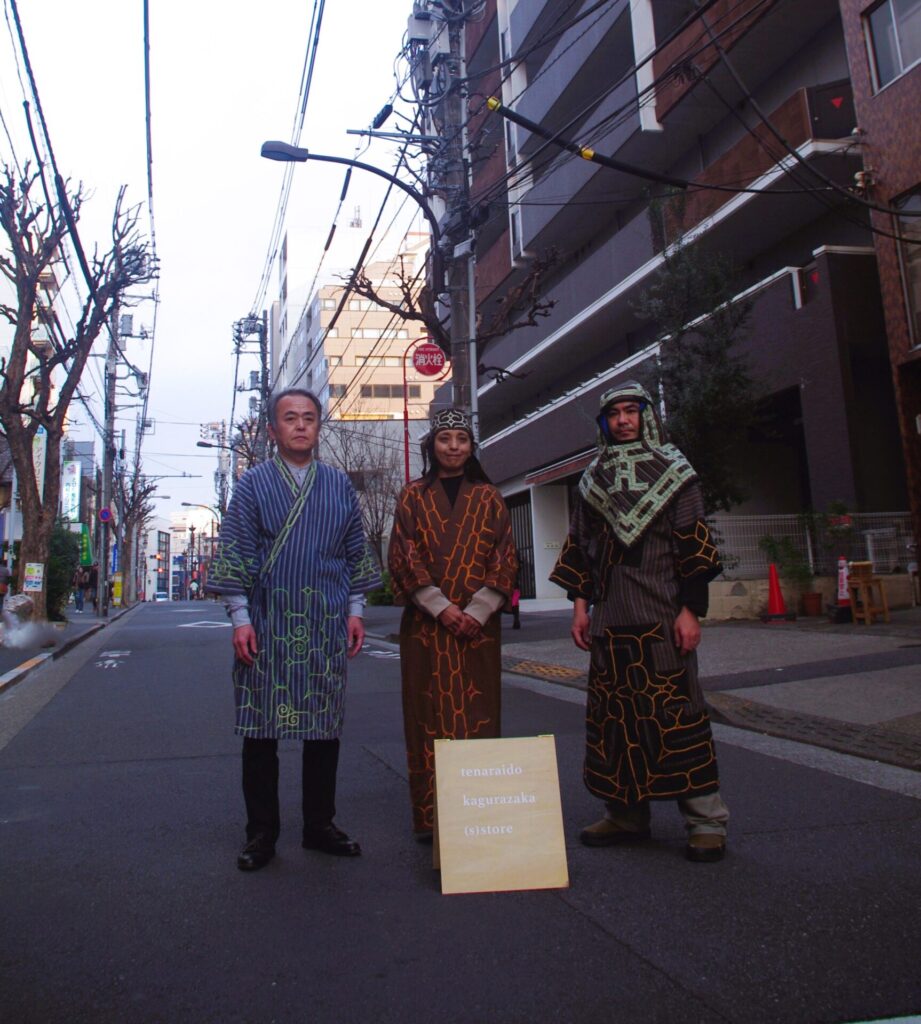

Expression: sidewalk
xmin=365 ymin=600 xmax=921 ymax=772
xmin=0 ymin=604 xmax=135 ymax=694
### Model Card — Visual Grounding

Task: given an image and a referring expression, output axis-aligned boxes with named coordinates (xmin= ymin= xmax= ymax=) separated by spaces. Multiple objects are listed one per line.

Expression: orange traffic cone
xmin=762 ymin=563 xmax=795 ymax=622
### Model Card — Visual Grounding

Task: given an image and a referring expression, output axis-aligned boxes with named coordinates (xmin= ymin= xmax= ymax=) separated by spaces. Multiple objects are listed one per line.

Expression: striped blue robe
xmin=207 ymin=457 xmax=381 ymax=740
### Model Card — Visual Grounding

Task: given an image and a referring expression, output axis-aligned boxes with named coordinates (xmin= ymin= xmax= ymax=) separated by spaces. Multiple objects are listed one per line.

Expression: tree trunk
xmin=121 ymin=521 xmax=136 ymax=606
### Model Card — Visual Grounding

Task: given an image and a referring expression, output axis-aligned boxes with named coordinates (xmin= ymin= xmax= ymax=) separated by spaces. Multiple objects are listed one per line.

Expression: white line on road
xmin=176 ymin=621 xmax=232 ymax=629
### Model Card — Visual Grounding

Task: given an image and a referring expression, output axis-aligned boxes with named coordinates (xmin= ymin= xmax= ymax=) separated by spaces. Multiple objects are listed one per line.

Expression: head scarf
xmin=430 ymin=407 xmax=473 ymax=436
xmin=578 ymin=380 xmax=697 ymax=547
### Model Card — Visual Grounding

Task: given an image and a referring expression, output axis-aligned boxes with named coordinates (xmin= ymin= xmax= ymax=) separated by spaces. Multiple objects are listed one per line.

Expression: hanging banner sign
xmin=112 ymin=572 xmax=123 ymax=607
xmin=433 ymin=735 xmax=569 ymax=895
xmin=80 ymin=524 xmax=93 ymax=566
xmin=111 ymin=542 xmax=119 ymax=574
xmin=61 ymin=461 xmax=81 ymax=521
xmin=32 ymin=427 xmax=47 ymax=502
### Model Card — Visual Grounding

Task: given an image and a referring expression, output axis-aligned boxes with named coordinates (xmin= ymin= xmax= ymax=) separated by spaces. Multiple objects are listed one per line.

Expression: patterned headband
xmin=430 ymin=408 xmax=472 ymax=434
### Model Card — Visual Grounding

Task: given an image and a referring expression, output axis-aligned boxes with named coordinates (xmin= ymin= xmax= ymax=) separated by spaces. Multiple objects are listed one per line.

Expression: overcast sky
xmin=0 ymin=0 xmax=417 ymax=516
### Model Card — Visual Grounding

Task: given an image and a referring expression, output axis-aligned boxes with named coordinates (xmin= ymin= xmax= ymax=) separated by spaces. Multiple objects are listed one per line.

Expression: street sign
xmin=99 ymin=507 xmax=112 ymax=523
xmin=411 ymin=342 xmax=446 ymax=376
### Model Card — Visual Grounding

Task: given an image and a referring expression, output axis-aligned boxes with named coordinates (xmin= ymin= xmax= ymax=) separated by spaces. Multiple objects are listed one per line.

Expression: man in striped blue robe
xmin=207 ymin=389 xmax=380 ymax=871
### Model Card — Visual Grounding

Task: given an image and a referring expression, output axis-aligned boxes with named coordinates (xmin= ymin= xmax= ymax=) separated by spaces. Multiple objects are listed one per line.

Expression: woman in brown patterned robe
xmin=388 ymin=408 xmax=518 ymax=839
xmin=550 ymin=382 xmax=730 ymax=862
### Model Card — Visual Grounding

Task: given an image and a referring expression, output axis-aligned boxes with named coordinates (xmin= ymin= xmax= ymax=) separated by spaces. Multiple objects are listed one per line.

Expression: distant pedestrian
xmin=72 ymin=567 xmax=86 ymax=612
xmin=86 ymin=563 xmax=99 ymax=613
xmin=207 ymin=389 xmax=380 ymax=872
xmin=388 ymin=408 xmax=518 ymax=841
xmin=0 ymin=558 xmax=10 ymax=612
xmin=550 ymin=381 xmax=730 ymax=862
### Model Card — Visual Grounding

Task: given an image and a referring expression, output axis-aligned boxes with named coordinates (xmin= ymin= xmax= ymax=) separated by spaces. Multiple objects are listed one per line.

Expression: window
xmin=326 ymin=327 xmax=338 ymax=338
xmin=409 ymin=384 xmax=421 ymax=399
xmin=329 ymin=384 xmax=348 ymax=398
xmin=322 ymin=298 xmax=336 ymax=309
xmin=866 ymin=0 xmax=921 ymax=88
xmin=896 ymin=189 xmax=921 ymax=346
xmin=359 ymin=384 xmax=408 ymax=399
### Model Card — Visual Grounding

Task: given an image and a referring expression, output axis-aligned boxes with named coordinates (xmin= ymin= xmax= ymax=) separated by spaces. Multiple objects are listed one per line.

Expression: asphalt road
xmin=1 ymin=603 xmax=920 ymax=1024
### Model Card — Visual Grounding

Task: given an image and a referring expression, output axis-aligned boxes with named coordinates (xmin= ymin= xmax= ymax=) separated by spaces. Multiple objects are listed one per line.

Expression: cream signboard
xmin=434 ymin=735 xmax=569 ymax=895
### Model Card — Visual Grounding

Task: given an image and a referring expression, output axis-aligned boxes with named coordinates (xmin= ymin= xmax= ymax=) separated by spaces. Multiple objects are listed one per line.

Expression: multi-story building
xmin=275 ymin=234 xmax=440 ymax=423
xmin=455 ymin=0 xmax=914 ymax=596
xmin=839 ymin=0 xmax=921 ymax=549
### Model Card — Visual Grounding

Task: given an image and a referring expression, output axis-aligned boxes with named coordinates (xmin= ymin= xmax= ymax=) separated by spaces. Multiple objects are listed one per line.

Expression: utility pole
xmin=445 ymin=11 xmax=471 ymax=416
xmin=233 ymin=313 xmax=271 ymax=461
xmin=408 ymin=1 xmax=476 ymax=426
xmin=99 ymin=306 xmax=119 ymax=619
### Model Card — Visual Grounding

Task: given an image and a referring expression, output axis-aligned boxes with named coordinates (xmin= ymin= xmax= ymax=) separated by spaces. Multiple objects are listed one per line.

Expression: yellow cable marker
xmin=580 ymin=147 xmax=595 ymax=160
xmin=487 ymin=96 xmax=500 ymax=111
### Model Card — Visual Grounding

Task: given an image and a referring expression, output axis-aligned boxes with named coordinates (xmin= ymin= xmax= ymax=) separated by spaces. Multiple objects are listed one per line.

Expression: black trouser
xmin=241 ymin=737 xmax=340 ymax=843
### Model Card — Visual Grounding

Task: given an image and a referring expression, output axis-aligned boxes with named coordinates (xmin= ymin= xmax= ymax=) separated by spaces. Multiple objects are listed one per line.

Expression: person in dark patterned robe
xmin=207 ymin=389 xmax=380 ymax=871
xmin=388 ymin=408 xmax=518 ymax=840
xmin=550 ymin=381 xmax=730 ymax=863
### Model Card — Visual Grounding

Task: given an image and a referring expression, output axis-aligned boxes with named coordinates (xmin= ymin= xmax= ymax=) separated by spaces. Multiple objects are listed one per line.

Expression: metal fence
xmin=709 ymin=512 xmax=916 ymax=580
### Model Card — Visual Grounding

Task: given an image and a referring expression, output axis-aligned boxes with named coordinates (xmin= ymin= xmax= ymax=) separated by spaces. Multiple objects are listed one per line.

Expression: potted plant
xmin=758 ymin=534 xmax=822 ymax=616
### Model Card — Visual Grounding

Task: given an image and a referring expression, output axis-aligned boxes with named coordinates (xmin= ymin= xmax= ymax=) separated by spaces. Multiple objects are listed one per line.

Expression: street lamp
xmin=260 ymin=141 xmax=444 ymax=296
xmin=196 ymin=440 xmax=236 ymax=452
xmin=181 ymin=501 xmax=220 ymax=521
xmin=182 ymin=502 xmax=221 ymax=595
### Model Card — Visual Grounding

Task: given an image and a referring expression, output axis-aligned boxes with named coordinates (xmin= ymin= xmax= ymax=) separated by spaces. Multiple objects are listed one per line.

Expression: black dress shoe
xmin=237 ymin=834 xmax=276 ymax=872
xmin=301 ymin=824 xmax=361 ymax=857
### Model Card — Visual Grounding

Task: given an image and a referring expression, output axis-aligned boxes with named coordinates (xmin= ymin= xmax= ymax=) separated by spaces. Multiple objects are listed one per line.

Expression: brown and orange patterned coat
xmin=388 ymin=478 xmax=518 ymax=833
xmin=551 ymin=483 xmax=723 ymax=806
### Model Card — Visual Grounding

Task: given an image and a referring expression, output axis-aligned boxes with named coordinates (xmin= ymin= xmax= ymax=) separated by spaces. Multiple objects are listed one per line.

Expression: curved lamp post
xmin=259 ymin=140 xmax=445 ymax=297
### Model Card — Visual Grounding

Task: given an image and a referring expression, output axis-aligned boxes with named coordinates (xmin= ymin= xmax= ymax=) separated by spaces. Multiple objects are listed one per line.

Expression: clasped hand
xmin=437 ymin=603 xmax=482 ymax=639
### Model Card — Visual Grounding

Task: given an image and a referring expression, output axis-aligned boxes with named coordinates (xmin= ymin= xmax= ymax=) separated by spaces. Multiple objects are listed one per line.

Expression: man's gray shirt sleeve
xmin=225 ymin=592 xmax=365 ymax=628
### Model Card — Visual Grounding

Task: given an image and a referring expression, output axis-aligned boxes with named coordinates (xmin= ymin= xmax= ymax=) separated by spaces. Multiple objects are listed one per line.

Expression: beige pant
xmin=605 ymin=791 xmax=729 ymax=837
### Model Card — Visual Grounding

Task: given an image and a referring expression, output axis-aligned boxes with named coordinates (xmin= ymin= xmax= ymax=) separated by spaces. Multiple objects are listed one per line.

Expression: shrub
xmin=47 ymin=521 xmax=81 ymax=621
xmin=366 ymin=570 xmax=394 ymax=606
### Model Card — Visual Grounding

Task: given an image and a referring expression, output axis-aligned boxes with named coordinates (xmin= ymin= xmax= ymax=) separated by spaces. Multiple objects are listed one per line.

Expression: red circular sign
xmin=411 ymin=342 xmax=447 ymax=376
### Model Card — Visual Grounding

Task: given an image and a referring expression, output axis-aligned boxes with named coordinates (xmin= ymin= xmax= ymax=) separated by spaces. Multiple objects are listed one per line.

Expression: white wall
xmin=531 ymin=484 xmax=570 ymax=599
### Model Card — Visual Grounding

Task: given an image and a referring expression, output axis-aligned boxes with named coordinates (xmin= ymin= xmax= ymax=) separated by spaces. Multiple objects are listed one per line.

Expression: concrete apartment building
xmin=274 ymin=234 xmax=439 ymax=423
xmin=456 ymin=0 xmax=917 ymax=596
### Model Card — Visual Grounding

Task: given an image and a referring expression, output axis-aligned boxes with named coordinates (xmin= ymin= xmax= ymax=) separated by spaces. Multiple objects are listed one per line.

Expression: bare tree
xmin=0 ymin=164 xmax=150 ymax=618
xmin=231 ymin=414 xmax=265 ymax=472
xmin=113 ymin=462 xmax=157 ymax=605
xmin=348 ymin=247 xmax=559 ymax=361
xmin=321 ymin=418 xmax=404 ymax=565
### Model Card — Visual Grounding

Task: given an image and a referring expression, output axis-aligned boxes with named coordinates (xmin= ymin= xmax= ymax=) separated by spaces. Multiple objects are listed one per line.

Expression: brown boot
xmin=685 ymin=833 xmax=726 ymax=863
xmin=580 ymin=818 xmax=651 ymax=847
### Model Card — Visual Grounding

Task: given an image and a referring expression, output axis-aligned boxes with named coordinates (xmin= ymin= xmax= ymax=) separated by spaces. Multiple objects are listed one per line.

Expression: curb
xmin=362 ymin=631 xmax=921 ymax=773
xmin=707 ymin=692 xmax=921 ymax=773
xmin=0 ymin=603 xmax=138 ymax=697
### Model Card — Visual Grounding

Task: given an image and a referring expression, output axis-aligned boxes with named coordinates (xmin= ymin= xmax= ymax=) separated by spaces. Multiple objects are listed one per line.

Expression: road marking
xmin=96 ymin=650 xmax=131 ymax=670
xmin=177 ymin=621 xmax=232 ymax=629
xmin=363 ymin=646 xmax=399 ymax=659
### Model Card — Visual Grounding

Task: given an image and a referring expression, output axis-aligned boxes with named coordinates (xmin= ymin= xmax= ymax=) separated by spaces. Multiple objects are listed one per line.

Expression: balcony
xmin=662 ymin=82 xmax=856 ymax=246
xmin=652 ymin=0 xmax=841 ymax=122
xmin=476 ymin=84 xmax=863 ymax=424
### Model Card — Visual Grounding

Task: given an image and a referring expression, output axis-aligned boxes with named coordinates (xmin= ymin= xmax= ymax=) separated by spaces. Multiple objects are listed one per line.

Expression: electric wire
xmin=249 ymin=0 xmax=327 ymax=318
